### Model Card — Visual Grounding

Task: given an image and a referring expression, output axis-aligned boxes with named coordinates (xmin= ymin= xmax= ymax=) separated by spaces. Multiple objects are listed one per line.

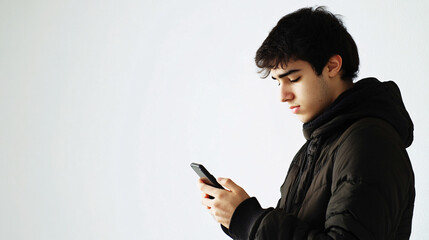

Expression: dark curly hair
xmin=255 ymin=6 xmax=359 ymax=81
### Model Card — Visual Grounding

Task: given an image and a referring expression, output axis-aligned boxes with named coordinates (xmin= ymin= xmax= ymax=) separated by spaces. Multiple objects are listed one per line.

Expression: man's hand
xmin=198 ymin=178 xmax=250 ymax=229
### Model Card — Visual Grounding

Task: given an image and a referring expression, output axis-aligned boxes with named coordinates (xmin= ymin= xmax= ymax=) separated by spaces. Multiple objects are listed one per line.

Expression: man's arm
xmin=204 ymin=119 xmax=414 ymax=240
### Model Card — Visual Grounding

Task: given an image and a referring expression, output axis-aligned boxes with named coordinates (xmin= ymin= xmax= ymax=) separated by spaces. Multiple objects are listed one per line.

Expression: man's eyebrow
xmin=271 ymin=69 xmax=301 ymax=80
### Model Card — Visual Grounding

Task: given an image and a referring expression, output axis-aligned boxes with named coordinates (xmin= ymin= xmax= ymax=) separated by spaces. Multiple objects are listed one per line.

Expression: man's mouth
xmin=290 ymin=105 xmax=300 ymax=114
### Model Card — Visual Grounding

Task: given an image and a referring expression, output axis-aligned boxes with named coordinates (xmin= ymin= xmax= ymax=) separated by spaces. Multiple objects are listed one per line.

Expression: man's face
xmin=270 ymin=59 xmax=337 ymax=123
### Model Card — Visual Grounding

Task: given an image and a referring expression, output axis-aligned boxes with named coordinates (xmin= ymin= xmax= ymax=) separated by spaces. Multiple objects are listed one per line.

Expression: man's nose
xmin=280 ymin=88 xmax=294 ymax=102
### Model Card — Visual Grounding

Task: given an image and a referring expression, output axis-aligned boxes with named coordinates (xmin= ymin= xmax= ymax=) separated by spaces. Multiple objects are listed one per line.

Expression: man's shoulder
xmin=346 ymin=117 xmax=398 ymax=138
xmin=330 ymin=117 xmax=413 ymax=187
xmin=333 ymin=117 xmax=405 ymax=157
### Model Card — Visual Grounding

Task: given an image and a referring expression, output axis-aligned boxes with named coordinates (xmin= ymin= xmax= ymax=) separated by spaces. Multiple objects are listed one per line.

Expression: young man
xmin=197 ymin=7 xmax=415 ymax=240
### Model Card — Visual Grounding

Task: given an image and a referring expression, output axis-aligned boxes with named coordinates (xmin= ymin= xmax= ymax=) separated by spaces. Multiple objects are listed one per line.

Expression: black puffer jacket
xmin=223 ymin=78 xmax=415 ymax=239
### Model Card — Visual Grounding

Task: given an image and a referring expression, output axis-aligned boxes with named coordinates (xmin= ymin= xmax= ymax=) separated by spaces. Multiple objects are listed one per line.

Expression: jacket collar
xmin=302 ymin=78 xmax=414 ymax=147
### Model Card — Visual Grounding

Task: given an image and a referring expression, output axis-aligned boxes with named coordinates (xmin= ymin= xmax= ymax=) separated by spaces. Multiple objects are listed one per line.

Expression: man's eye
xmin=290 ymin=77 xmax=301 ymax=83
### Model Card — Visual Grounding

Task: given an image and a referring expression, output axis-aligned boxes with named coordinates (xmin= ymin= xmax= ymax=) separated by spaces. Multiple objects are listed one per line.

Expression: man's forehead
xmin=270 ymin=60 xmax=306 ymax=79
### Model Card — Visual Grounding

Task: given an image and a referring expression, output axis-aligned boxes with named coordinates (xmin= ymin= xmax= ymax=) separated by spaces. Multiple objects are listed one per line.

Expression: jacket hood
xmin=303 ymin=78 xmax=414 ymax=148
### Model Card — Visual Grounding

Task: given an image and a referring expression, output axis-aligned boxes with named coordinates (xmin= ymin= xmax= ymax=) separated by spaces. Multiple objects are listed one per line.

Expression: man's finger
xmin=217 ymin=177 xmax=240 ymax=191
xmin=201 ymin=196 xmax=214 ymax=208
xmin=198 ymin=179 xmax=222 ymax=198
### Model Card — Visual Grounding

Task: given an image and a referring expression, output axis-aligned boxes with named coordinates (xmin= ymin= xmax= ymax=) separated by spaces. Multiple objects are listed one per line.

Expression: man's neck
xmin=331 ymin=79 xmax=354 ymax=103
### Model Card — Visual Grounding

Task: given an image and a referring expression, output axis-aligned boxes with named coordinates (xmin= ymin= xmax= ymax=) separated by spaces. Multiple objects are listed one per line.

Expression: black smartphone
xmin=191 ymin=163 xmax=225 ymax=190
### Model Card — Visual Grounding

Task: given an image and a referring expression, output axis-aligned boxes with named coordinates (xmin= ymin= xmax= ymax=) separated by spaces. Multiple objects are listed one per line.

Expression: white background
xmin=1 ymin=0 xmax=428 ymax=239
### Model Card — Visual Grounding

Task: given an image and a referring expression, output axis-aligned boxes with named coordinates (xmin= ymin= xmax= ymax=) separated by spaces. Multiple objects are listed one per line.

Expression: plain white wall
xmin=1 ymin=0 xmax=428 ymax=239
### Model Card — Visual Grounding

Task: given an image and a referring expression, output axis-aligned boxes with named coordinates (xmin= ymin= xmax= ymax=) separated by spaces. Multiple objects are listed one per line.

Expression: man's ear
xmin=326 ymin=54 xmax=342 ymax=78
